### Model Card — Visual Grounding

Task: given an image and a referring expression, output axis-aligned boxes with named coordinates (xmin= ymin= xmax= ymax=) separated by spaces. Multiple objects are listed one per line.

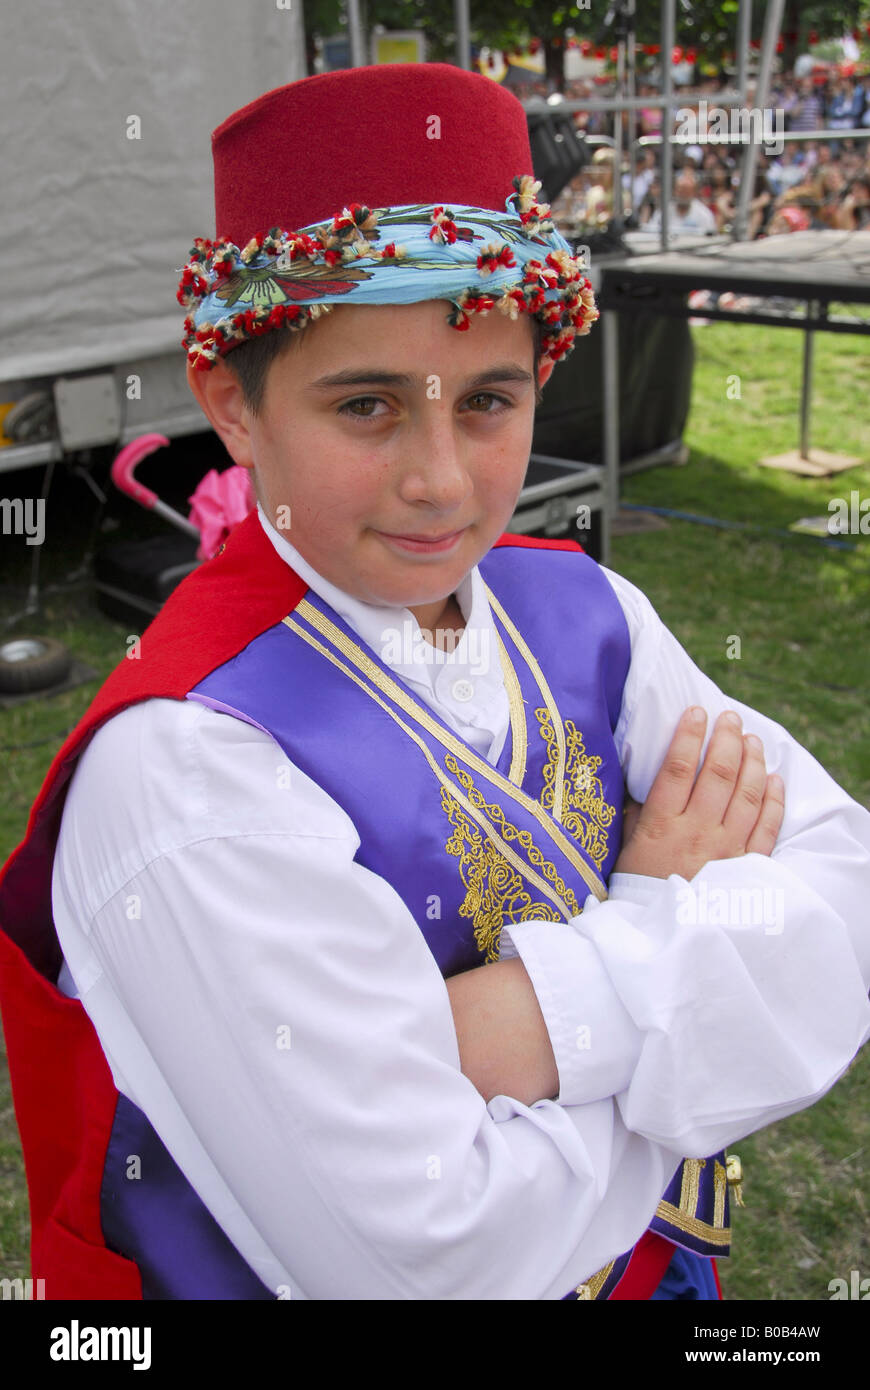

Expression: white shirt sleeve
xmin=502 ymin=565 xmax=870 ymax=1137
xmin=52 ymin=696 xmax=685 ymax=1300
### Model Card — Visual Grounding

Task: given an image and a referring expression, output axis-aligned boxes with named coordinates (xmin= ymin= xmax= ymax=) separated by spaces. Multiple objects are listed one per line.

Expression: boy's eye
xmin=339 ymin=396 xmax=387 ymax=419
xmin=337 ymin=391 xmax=513 ymax=421
xmin=464 ymin=392 xmax=511 ymax=413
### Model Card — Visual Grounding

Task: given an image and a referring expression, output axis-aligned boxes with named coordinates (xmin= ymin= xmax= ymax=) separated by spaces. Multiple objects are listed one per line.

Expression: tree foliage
xmin=303 ymin=0 xmax=870 ymax=83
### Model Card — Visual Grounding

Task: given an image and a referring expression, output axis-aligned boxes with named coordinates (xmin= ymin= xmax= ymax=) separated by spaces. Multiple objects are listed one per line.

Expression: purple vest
xmin=98 ymin=541 xmax=729 ymax=1298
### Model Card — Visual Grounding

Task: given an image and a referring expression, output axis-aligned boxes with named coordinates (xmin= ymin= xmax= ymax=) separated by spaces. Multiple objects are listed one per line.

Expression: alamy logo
xmin=49 ymin=1320 xmax=151 ymax=1370
xmin=0 ymin=497 xmax=45 ymax=546
xmin=829 ymin=1270 xmax=870 ymax=1299
xmin=676 ymin=882 xmax=784 ymax=934
xmin=674 ymin=100 xmax=785 ymax=156
xmin=828 ymin=492 xmax=870 ymax=535
xmin=380 ymin=620 xmax=491 ymax=676
xmin=0 ymin=1277 xmax=45 ymax=1299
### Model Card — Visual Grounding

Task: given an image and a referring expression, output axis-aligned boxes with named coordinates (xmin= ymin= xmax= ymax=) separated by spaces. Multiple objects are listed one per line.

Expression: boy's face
xmin=191 ymin=299 xmax=554 ymax=623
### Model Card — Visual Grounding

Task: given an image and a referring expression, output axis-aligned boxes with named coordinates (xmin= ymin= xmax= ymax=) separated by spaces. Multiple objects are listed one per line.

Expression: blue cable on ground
xmin=619 ymin=504 xmax=858 ymax=551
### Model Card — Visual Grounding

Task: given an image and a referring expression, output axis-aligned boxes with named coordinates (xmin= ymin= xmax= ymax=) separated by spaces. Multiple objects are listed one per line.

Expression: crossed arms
xmin=448 ymin=705 xmax=786 ymax=1106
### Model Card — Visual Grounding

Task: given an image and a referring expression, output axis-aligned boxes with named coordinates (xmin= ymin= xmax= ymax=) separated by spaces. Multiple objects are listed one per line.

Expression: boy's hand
xmin=613 ymin=707 xmax=785 ymax=881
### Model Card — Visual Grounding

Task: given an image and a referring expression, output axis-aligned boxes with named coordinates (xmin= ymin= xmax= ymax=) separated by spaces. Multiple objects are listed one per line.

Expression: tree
xmin=305 ymin=0 xmax=870 ymax=88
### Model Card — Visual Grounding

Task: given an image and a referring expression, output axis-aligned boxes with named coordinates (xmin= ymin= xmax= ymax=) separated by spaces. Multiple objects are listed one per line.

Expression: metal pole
xmin=732 ymin=0 xmax=784 ymax=240
xmin=346 ymin=0 xmax=366 ymax=67
xmin=799 ymin=301 xmax=817 ymax=460
xmin=614 ymin=36 xmax=625 ymax=221
xmin=659 ymin=0 xmax=675 ymax=249
xmin=626 ymin=0 xmax=638 ymax=219
xmin=736 ymin=0 xmax=751 ymax=106
xmin=454 ymin=0 xmax=471 ymax=72
xmin=601 ymin=307 xmax=620 ymax=567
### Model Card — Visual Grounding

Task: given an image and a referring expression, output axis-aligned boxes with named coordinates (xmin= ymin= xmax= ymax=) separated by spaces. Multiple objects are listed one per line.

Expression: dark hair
xmin=224 ymin=311 xmax=548 ymax=414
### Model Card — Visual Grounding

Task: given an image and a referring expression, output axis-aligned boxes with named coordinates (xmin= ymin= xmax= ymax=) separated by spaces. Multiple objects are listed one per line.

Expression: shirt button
xmin=451 ymin=678 xmax=474 ymax=703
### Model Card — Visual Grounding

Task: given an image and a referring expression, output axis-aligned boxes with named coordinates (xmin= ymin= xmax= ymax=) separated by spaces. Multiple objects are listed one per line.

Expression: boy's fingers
xmin=686 ymin=710 xmax=747 ymax=826
xmin=720 ymin=731 xmax=769 ymax=847
xmin=744 ymin=774 xmax=786 ymax=856
xmin=640 ymin=707 xmax=708 ymax=823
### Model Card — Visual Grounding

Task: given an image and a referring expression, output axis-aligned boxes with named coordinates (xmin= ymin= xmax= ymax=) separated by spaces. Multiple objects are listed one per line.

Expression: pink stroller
xmin=94 ymin=433 xmax=255 ymax=627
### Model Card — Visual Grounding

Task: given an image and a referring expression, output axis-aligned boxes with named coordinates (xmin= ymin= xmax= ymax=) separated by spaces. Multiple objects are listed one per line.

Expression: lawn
xmin=1 ymin=313 xmax=868 ymax=1298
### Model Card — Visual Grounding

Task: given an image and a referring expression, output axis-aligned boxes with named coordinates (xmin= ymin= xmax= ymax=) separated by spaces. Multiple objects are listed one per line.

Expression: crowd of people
xmin=545 ymin=67 xmax=870 ymax=240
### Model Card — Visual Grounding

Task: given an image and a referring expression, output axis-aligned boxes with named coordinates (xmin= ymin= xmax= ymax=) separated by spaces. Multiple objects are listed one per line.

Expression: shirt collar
xmin=254 ymin=503 xmax=506 ymax=713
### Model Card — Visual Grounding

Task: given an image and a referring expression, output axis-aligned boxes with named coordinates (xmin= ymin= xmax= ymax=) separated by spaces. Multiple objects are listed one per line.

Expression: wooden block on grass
xmin=758 ymin=448 xmax=861 ymax=478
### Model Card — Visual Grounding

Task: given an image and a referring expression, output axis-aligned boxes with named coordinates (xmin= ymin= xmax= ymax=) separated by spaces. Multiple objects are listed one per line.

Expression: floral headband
xmin=178 ymin=176 xmax=598 ymax=370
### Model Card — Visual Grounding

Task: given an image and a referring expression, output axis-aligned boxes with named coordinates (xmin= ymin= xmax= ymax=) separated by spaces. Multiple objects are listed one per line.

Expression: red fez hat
xmin=212 ymin=63 xmax=534 ymax=246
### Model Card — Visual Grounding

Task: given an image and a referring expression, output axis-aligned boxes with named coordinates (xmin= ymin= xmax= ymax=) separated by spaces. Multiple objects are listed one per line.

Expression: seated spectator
xmin=643 ymin=169 xmax=717 ymax=236
xmin=549 ymin=170 xmax=590 ymax=230
xmin=834 ymin=174 xmax=870 ymax=230
xmin=774 ymin=183 xmax=825 ymax=231
xmin=803 ymin=141 xmax=832 ymax=175
xmin=767 ymin=144 xmax=806 ymax=197
xmin=583 ymin=147 xmax=616 ymax=225
xmin=828 ymin=75 xmax=866 ymax=131
xmin=767 ymin=203 xmax=812 ymax=235
xmin=638 ymin=81 xmax=663 ymax=138
xmin=699 ymin=161 xmax=733 ymax=230
xmin=788 ymin=77 xmax=824 ymax=133
xmin=638 ymin=174 xmax=661 ymax=226
xmin=626 ymin=147 xmax=657 ymax=213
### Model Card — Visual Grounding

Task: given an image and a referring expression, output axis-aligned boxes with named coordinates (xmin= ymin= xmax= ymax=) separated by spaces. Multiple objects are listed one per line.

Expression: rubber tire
xmin=0 ymin=636 xmax=73 ymax=694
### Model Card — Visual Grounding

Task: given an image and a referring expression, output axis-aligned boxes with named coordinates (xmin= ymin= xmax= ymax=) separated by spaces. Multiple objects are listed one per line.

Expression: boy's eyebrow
xmin=307 ymin=365 xmax=534 ymax=391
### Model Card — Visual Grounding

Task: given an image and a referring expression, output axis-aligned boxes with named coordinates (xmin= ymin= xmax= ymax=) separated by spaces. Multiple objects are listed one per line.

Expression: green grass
xmin=610 ymin=315 xmax=870 ymax=1300
xmin=1 ymin=315 xmax=869 ymax=1296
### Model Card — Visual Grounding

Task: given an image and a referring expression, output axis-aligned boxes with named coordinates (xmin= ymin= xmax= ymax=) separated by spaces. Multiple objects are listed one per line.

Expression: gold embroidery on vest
xmin=442 ymin=753 xmax=582 ymax=960
xmin=537 ymin=712 xmax=617 ymax=870
xmin=282 ymin=612 xmax=579 ymax=926
xmin=287 ymin=600 xmax=607 ymax=902
xmin=441 ymin=786 xmax=564 ymax=962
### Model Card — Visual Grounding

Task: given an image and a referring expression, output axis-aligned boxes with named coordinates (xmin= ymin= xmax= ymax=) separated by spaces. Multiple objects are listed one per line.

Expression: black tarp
xmin=532 ymin=309 xmax=694 ymax=464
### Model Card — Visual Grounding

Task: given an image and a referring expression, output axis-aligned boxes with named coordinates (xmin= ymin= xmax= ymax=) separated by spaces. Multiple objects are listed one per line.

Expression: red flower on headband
xmin=181 ymin=187 xmax=599 ymax=370
xmin=429 ymin=207 xmax=459 ymax=244
xmin=477 ymin=244 xmax=516 ymax=274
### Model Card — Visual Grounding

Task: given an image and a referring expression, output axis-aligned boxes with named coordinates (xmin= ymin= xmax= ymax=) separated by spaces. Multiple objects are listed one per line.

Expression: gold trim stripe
xmin=574 ymin=1259 xmax=616 ymax=1300
xmin=493 ymin=628 xmax=527 ymax=789
xmin=678 ymin=1158 xmax=705 ymax=1217
xmin=713 ymin=1160 xmax=728 ymax=1229
xmin=484 ymin=583 xmax=567 ymax=823
xmin=654 ymin=1199 xmax=732 ymax=1246
xmin=290 ymin=597 xmax=606 ymax=904
xmin=282 ymin=614 xmax=576 ymax=923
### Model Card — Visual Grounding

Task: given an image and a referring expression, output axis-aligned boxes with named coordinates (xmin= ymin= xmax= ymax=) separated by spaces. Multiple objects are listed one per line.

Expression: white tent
xmin=2 ymin=0 xmax=306 ymax=385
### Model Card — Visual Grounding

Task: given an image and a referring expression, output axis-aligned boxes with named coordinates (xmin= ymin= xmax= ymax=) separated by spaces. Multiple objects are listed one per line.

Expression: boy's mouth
xmin=376 ymin=527 xmax=468 ymax=555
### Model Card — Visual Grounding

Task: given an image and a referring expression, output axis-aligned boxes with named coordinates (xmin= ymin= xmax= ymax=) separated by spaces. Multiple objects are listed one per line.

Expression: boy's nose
xmin=396 ymin=414 xmax=475 ymax=510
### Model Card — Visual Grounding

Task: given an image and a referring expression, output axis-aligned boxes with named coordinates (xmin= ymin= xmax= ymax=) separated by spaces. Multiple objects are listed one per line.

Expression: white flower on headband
xmin=514 ymin=175 xmax=543 ymax=213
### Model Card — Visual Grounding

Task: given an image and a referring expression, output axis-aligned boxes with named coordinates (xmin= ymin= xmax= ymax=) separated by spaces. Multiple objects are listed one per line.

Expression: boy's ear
xmin=537 ymin=357 xmax=556 ymax=392
xmin=185 ymin=360 xmax=256 ymax=470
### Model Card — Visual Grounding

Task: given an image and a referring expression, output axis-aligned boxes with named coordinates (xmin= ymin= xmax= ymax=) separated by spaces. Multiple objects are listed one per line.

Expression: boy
xmin=1 ymin=63 xmax=868 ymax=1301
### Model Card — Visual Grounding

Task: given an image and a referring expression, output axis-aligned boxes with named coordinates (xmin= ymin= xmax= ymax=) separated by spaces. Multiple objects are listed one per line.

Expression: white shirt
xmin=645 ymin=198 xmax=717 ymax=236
xmin=52 ymin=505 xmax=870 ymax=1300
xmin=626 ymin=166 xmax=655 ymax=212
